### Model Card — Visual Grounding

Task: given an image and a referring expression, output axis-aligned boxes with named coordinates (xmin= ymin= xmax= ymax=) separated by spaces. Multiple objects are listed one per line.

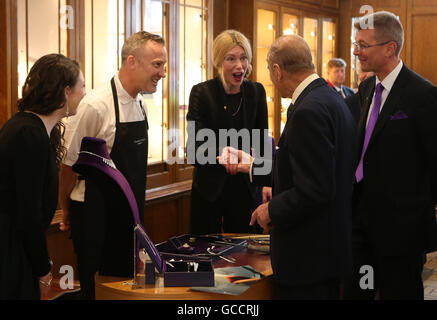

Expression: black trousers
xmin=69 ymin=200 xmax=100 ymax=300
xmin=273 ymin=278 xmax=340 ymax=300
xmin=190 ymin=174 xmax=256 ymax=235
xmin=343 ymin=226 xmax=425 ymax=300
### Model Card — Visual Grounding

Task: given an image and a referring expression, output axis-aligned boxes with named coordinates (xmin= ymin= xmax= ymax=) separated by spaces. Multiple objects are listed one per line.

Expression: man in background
xmin=326 ymin=58 xmax=354 ymax=98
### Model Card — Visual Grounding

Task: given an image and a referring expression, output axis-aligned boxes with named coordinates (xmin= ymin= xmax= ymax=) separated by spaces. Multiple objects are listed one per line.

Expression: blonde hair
xmin=212 ymin=30 xmax=253 ymax=79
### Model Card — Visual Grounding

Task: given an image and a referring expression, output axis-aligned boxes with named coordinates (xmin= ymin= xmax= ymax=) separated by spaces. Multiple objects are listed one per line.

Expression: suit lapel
xmin=356 ymin=77 xmax=375 ymax=156
xmin=366 ymin=65 xmax=409 ymax=151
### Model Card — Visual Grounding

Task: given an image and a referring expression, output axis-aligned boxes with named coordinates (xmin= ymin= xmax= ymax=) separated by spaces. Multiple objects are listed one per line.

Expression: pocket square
xmin=390 ymin=111 xmax=408 ymax=120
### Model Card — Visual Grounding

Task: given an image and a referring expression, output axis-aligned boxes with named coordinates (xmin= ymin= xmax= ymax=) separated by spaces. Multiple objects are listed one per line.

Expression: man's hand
xmin=262 ymin=187 xmax=272 ymax=203
xmin=217 ymin=147 xmax=253 ymax=175
xmin=250 ymin=202 xmax=272 ymax=232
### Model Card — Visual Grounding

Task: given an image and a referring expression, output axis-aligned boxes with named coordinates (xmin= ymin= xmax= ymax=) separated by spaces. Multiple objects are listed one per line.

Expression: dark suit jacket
xmin=354 ymin=65 xmax=437 ymax=256
xmin=345 ymin=93 xmax=361 ymax=125
xmin=186 ymin=77 xmax=268 ymax=202
xmin=327 ymin=80 xmax=355 ymax=98
xmin=342 ymin=85 xmax=355 ymax=97
xmin=253 ymin=78 xmax=357 ymax=286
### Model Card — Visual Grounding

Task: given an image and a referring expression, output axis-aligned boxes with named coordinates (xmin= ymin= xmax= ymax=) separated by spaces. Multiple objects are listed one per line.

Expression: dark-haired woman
xmin=0 ymin=54 xmax=85 ymax=299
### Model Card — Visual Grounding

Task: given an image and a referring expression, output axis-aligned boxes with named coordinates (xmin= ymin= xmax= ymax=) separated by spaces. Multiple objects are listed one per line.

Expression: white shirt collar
xmin=376 ymin=60 xmax=403 ymax=92
xmin=115 ymin=73 xmax=140 ymax=104
xmin=292 ymin=73 xmax=320 ymax=104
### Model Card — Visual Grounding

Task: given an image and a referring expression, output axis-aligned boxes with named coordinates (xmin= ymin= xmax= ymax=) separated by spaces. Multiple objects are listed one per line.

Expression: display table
xmin=95 ymin=246 xmax=273 ymax=300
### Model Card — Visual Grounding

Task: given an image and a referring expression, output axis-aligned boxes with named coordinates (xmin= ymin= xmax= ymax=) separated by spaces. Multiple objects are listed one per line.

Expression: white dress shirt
xmin=63 ymin=74 xmax=147 ymax=202
xmin=365 ymin=60 xmax=403 ymax=127
xmin=291 ymin=73 xmax=320 ymax=104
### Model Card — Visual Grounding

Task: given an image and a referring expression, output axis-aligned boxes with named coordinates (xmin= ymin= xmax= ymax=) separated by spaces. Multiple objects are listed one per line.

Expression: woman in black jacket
xmin=0 ymin=54 xmax=85 ymax=299
xmin=187 ymin=30 xmax=269 ymax=234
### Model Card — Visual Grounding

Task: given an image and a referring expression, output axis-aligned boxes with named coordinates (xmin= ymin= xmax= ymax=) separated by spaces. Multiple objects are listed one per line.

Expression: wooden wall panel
xmin=323 ymin=0 xmax=339 ymax=9
xmin=227 ymin=0 xmax=255 ymax=44
xmin=411 ymin=0 xmax=437 ymax=7
xmin=341 ymin=0 xmax=437 ymax=88
xmin=410 ymin=14 xmax=437 ymax=85
xmin=144 ymin=195 xmax=191 ymax=243
xmin=0 ymin=0 xmax=12 ymax=128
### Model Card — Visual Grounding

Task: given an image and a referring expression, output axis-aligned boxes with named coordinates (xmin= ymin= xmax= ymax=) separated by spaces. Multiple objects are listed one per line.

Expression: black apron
xmin=86 ymin=77 xmax=149 ymax=278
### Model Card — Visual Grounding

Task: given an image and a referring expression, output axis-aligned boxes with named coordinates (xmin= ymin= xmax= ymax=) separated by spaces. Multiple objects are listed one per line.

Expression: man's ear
xmin=386 ymin=41 xmax=397 ymax=58
xmin=126 ymin=55 xmax=137 ymax=69
xmin=272 ymin=64 xmax=282 ymax=82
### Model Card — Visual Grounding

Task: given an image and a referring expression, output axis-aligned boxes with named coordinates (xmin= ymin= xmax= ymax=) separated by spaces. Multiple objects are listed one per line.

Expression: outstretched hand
xmin=217 ymin=147 xmax=253 ymax=175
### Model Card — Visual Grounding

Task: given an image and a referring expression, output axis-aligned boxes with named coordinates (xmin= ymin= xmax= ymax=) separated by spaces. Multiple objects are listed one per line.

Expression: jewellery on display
xmin=78 ymin=151 xmax=117 ymax=169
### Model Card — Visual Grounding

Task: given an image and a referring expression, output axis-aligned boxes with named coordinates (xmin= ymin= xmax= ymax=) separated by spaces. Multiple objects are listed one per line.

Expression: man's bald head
xmin=267 ymin=35 xmax=315 ymax=74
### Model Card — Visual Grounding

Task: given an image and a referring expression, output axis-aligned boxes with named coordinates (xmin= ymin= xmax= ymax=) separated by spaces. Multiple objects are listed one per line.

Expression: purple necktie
xmin=355 ymin=82 xmax=384 ymax=182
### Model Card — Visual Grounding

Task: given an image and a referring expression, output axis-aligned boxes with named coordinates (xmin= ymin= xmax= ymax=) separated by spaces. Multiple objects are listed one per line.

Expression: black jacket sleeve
xmin=14 ymin=127 xmax=52 ymax=277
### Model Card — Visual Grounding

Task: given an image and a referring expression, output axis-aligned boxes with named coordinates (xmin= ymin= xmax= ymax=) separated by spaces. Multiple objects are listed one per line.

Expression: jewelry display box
xmin=135 ymin=225 xmax=215 ymax=287
xmin=156 ymin=234 xmax=247 ymax=262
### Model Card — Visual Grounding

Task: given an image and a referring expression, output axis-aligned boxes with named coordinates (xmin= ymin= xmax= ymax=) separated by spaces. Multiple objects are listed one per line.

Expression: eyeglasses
xmin=353 ymin=40 xmax=393 ymax=51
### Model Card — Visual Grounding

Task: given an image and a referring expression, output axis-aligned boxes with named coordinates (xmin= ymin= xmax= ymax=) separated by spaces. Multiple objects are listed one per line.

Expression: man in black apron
xmin=59 ymin=32 xmax=167 ymax=299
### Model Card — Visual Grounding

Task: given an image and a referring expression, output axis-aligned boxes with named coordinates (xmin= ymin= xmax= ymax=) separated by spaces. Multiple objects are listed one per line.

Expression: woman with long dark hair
xmin=0 ymin=54 xmax=85 ymax=299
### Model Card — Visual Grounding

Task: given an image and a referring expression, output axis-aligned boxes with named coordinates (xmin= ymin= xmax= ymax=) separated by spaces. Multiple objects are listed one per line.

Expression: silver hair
xmin=354 ymin=11 xmax=404 ymax=57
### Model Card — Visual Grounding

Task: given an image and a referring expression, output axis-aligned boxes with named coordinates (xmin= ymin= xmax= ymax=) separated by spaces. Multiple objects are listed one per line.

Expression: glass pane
xmin=17 ymin=0 xmax=65 ymax=98
xmin=84 ymin=0 xmax=92 ymax=93
xmin=185 ymin=0 xmax=203 ymax=6
xmin=16 ymin=0 xmax=26 ymax=98
xmin=144 ymin=0 xmax=165 ymax=164
xmin=90 ymin=0 xmax=124 ymax=88
xmin=303 ymin=17 xmax=318 ymax=72
xmin=350 ymin=17 xmax=360 ymax=89
xmin=28 ymin=0 xmax=59 ymax=64
xmin=321 ymin=20 xmax=335 ymax=79
xmin=60 ymin=0 xmax=68 ymax=57
xmin=281 ymin=13 xmax=298 ymax=132
xmin=282 ymin=13 xmax=299 ymax=36
xmin=179 ymin=3 xmax=207 ymax=160
xmin=257 ymin=9 xmax=276 ymax=137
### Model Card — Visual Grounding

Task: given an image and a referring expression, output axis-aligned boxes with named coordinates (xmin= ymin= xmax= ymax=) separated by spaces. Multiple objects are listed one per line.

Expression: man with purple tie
xmin=343 ymin=11 xmax=437 ymax=300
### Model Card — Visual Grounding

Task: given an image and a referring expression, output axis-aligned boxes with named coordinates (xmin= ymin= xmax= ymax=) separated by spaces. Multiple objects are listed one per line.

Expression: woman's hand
xmin=59 ymin=209 xmax=70 ymax=231
xmin=217 ymin=147 xmax=253 ymax=174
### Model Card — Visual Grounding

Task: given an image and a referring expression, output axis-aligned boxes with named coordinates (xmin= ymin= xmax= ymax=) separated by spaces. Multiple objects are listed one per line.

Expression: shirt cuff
xmin=249 ymin=158 xmax=254 ymax=183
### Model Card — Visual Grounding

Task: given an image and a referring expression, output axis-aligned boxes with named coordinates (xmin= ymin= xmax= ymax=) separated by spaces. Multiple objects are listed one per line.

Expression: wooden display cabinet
xmin=228 ymin=0 xmax=338 ymax=143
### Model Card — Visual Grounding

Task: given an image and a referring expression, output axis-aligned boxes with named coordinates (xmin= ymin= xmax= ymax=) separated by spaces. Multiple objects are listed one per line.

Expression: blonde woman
xmin=187 ymin=30 xmax=268 ymax=234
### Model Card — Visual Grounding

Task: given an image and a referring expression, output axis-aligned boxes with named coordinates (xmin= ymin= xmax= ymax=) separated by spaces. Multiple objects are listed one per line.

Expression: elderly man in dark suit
xmin=219 ymin=35 xmax=356 ymax=299
xmin=343 ymin=11 xmax=437 ymax=300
